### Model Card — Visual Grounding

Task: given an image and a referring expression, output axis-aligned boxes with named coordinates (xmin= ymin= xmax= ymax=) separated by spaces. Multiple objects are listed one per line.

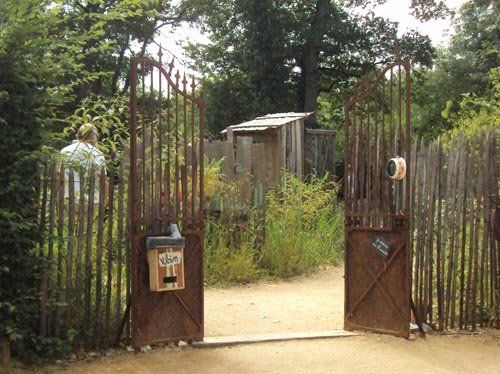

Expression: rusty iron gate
xmin=344 ymin=58 xmax=411 ymax=337
xmin=129 ymin=54 xmax=205 ymax=347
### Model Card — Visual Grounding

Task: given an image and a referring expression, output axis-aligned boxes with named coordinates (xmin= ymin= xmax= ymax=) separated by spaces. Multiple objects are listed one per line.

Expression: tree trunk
xmin=300 ymin=0 xmax=332 ymax=126
xmin=112 ymin=39 xmax=130 ymax=95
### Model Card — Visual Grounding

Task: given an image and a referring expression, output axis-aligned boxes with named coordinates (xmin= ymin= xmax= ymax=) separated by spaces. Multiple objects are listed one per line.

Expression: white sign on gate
xmin=158 ymin=251 xmax=182 ymax=267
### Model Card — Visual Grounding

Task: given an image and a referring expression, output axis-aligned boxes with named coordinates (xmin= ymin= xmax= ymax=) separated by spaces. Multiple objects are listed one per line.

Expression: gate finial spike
xmin=191 ymin=76 xmax=196 ymax=92
xmin=168 ymin=57 xmax=175 ymax=76
xmin=175 ymin=70 xmax=181 ymax=87
xmin=158 ymin=46 xmax=163 ymax=63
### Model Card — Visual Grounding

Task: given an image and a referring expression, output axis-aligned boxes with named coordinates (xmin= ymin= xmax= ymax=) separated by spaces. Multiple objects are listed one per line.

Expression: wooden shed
xmin=204 ymin=112 xmax=336 ymax=207
xmin=222 ymin=112 xmax=312 ymax=185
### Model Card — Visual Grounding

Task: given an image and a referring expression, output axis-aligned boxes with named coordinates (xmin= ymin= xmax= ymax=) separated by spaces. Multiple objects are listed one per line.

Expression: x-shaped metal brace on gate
xmin=346 ymin=235 xmax=407 ymax=326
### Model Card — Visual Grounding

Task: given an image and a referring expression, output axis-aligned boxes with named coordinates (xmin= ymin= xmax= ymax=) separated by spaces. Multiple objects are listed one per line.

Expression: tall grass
xmin=258 ymin=173 xmax=343 ymax=278
xmin=204 ymin=172 xmax=344 ymax=285
xmin=204 ymin=219 xmax=260 ymax=285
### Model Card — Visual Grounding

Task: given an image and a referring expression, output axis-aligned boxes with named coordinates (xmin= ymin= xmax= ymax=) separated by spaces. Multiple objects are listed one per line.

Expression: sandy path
xmin=205 ymin=266 xmax=344 ymax=336
xmin=7 ymin=266 xmax=500 ymax=374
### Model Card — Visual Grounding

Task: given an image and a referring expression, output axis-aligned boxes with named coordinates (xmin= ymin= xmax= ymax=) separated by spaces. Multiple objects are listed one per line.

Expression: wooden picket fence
xmin=37 ymin=159 xmax=130 ymax=350
xmin=304 ymin=129 xmax=337 ymax=178
xmin=204 ymin=129 xmax=337 ymax=208
xmin=411 ymin=129 xmax=499 ymax=330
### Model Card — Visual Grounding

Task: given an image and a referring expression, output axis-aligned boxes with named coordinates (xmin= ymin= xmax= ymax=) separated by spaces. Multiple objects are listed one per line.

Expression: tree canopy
xmin=411 ymin=0 xmax=499 ymax=139
xmin=183 ymin=0 xmax=444 ymax=134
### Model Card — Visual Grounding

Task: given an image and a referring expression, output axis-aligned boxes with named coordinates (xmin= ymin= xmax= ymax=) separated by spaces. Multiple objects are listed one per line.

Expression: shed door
xmin=344 ymin=59 xmax=411 ymax=337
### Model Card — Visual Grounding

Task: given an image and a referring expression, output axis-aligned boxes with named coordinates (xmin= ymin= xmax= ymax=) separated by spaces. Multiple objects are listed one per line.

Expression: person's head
xmin=77 ymin=123 xmax=99 ymax=146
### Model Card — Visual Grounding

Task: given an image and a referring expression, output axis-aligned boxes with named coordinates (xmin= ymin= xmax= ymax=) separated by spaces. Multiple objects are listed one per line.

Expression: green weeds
xmin=204 ymin=173 xmax=344 ymax=285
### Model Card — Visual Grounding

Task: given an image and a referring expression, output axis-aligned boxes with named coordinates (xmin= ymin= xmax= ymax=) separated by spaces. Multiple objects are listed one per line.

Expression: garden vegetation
xmin=0 ymin=0 xmax=497 ymax=361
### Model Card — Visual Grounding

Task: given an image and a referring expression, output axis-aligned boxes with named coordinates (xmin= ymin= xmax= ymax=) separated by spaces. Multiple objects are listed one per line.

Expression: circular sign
xmin=387 ymin=157 xmax=406 ymax=180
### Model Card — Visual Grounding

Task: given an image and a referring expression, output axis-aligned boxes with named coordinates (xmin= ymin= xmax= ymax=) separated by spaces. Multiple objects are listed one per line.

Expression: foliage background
xmin=0 ymin=0 xmax=498 ymax=361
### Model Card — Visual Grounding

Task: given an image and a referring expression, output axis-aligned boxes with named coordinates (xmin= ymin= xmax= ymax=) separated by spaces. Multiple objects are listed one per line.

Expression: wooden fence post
xmin=1 ymin=340 xmax=10 ymax=368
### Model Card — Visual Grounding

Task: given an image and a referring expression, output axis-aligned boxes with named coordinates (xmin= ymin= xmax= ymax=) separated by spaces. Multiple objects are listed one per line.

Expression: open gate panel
xmin=129 ymin=55 xmax=205 ymax=347
xmin=344 ymin=58 xmax=411 ymax=337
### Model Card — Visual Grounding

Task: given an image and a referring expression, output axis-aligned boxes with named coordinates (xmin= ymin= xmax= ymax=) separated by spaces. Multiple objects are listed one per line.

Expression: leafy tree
xmin=449 ymin=0 xmax=499 ymax=96
xmin=0 ymin=0 xmax=89 ymax=359
xmin=55 ymin=0 xmax=191 ymax=99
xmin=0 ymin=0 xmax=187 ymax=360
xmin=183 ymin=0 xmax=438 ymax=135
xmin=185 ymin=0 xmax=298 ymax=135
xmin=411 ymin=53 xmax=459 ymax=140
xmin=442 ymin=68 xmax=500 ymax=143
xmin=411 ymin=0 xmax=499 ymax=140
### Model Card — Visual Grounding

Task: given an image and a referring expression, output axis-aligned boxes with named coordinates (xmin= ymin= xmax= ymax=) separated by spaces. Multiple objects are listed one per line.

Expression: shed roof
xmin=221 ymin=112 xmax=312 ymax=134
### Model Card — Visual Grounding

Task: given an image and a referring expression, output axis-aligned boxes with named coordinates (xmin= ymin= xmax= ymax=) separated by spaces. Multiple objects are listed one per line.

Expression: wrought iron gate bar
xmin=344 ymin=59 xmax=411 ymax=228
xmin=130 ymin=57 xmax=205 ymax=230
xmin=129 ymin=54 xmax=205 ymax=347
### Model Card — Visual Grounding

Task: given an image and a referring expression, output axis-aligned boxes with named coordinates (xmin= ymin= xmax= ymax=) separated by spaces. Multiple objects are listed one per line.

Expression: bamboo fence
xmin=37 ymin=159 xmax=130 ymax=350
xmin=35 ymin=129 xmax=499 ymax=351
xmin=411 ymin=129 xmax=499 ymax=330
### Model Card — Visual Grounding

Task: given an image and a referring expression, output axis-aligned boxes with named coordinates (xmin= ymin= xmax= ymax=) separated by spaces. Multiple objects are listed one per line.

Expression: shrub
xmin=442 ymin=68 xmax=500 ymax=144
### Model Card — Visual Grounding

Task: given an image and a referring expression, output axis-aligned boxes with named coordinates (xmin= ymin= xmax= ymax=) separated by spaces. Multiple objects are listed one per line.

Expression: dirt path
xmin=10 ymin=266 xmax=500 ymax=373
xmin=205 ymin=266 xmax=345 ymax=336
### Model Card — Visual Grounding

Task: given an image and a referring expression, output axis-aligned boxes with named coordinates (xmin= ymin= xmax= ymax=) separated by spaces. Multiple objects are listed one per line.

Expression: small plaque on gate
xmin=372 ymin=236 xmax=393 ymax=258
